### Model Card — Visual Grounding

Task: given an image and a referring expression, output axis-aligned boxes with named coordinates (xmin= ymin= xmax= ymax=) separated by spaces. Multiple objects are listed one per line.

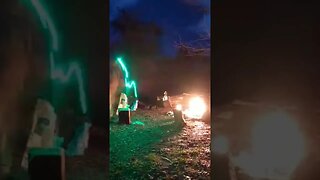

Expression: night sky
xmin=214 ymin=1 xmax=320 ymax=106
xmin=109 ymin=0 xmax=211 ymax=100
xmin=110 ymin=0 xmax=210 ymax=57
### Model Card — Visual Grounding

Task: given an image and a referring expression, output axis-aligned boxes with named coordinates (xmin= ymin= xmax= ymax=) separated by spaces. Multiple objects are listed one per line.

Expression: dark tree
xmin=111 ymin=9 xmax=163 ymax=60
xmin=175 ymin=32 xmax=211 ymax=57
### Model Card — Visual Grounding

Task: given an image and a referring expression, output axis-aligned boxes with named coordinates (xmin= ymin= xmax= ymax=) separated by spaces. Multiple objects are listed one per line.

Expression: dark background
xmin=213 ymin=0 xmax=320 ymax=107
xmin=44 ymin=0 xmax=108 ymax=127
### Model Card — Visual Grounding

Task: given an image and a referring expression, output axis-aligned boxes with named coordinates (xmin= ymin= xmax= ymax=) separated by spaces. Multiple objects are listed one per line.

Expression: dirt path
xmin=148 ymin=119 xmax=211 ymax=180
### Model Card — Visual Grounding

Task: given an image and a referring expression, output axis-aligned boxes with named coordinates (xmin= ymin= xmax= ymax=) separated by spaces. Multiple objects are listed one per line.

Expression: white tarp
xmin=21 ymin=99 xmax=57 ymax=169
xmin=116 ymin=93 xmax=128 ymax=115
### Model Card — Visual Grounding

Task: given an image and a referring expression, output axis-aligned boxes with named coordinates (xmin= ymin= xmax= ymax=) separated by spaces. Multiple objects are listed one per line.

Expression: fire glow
xmin=175 ymin=96 xmax=207 ymax=119
xmin=184 ymin=96 xmax=207 ymax=119
xmin=175 ymin=104 xmax=182 ymax=111
xmin=233 ymin=111 xmax=306 ymax=179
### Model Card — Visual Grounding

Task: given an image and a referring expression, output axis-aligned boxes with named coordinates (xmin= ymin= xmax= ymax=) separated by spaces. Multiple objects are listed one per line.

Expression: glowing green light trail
xmin=30 ymin=0 xmax=87 ymax=113
xmin=50 ymin=55 xmax=87 ymax=113
xmin=116 ymin=57 xmax=138 ymax=99
xmin=31 ymin=0 xmax=58 ymax=51
xmin=116 ymin=58 xmax=129 ymax=79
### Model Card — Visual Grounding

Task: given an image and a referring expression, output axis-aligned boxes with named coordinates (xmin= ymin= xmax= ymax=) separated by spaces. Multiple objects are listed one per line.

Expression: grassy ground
xmin=5 ymin=107 xmax=211 ymax=180
xmin=109 ymin=108 xmax=210 ymax=180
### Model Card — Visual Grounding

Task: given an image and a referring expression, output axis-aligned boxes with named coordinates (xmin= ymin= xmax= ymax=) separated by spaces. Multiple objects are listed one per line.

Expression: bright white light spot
xmin=184 ymin=96 xmax=206 ymax=119
xmin=233 ymin=111 xmax=306 ymax=179
xmin=176 ymin=104 xmax=182 ymax=111
xmin=214 ymin=136 xmax=229 ymax=154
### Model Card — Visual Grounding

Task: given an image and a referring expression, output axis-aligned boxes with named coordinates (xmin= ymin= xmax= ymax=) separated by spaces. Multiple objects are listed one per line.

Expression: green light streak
xmin=126 ymin=81 xmax=138 ymax=98
xmin=50 ymin=55 xmax=87 ymax=113
xmin=31 ymin=0 xmax=58 ymax=51
xmin=132 ymin=121 xmax=144 ymax=126
xmin=116 ymin=57 xmax=138 ymax=98
xmin=29 ymin=0 xmax=87 ymax=113
xmin=116 ymin=58 xmax=129 ymax=78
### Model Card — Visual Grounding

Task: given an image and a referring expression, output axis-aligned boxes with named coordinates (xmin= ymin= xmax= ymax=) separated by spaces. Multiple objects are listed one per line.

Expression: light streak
xmin=31 ymin=0 xmax=58 ymax=51
xmin=29 ymin=0 xmax=87 ymax=113
xmin=116 ymin=57 xmax=138 ymax=98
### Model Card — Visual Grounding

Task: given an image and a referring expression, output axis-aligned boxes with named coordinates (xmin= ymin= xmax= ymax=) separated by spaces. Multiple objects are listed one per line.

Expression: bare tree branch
xmin=174 ymin=33 xmax=210 ymax=57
